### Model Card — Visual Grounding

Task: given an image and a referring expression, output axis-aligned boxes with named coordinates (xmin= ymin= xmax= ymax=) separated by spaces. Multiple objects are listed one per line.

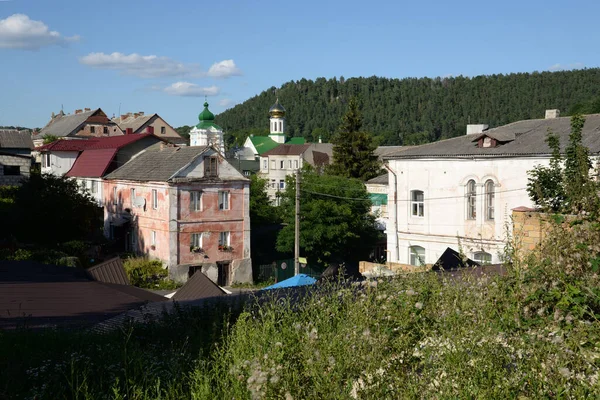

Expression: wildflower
xmin=362 ymin=328 xmax=371 ymax=337
xmin=558 ymin=367 xmax=572 ymax=379
xmin=270 ymin=375 xmax=280 ymax=384
xmin=415 ymin=302 xmax=423 ymax=310
xmin=285 ymin=392 xmax=294 ymax=400
xmin=294 ymin=323 xmax=302 ymax=331
xmin=328 ymin=356 xmax=336 ymax=366
xmin=406 ymin=289 xmax=417 ymax=296
xmin=275 ymin=342 xmax=283 ymax=347
xmin=308 ymin=328 xmax=318 ymax=341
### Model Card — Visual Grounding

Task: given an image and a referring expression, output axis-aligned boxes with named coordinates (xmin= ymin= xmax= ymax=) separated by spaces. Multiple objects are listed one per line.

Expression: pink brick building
xmin=103 ymin=145 xmax=251 ymax=285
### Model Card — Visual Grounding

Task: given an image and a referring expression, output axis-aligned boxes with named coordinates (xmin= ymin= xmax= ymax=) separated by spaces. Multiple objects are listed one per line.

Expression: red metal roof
xmin=35 ymin=134 xmax=158 ymax=152
xmin=65 ymin=148 xmax=118 ymax=178
xmin=261 ymin=144 xmax=310 ymax=156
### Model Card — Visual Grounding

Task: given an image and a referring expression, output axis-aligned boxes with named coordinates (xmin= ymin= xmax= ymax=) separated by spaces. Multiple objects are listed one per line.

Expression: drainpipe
xmin=383 ymin=163 xmax=399 ymax=263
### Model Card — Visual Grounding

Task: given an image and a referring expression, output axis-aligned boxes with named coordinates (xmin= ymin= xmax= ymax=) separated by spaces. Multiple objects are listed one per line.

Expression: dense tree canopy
xmin=276 ymin=168 xmax=380 ymax=266
xmin=213 ymin=69 xmax=600 ymax=147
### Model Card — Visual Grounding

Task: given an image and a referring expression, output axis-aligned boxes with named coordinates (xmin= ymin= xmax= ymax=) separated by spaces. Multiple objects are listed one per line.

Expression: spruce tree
xmin=329 ymin=97 xmax=382 ymax=181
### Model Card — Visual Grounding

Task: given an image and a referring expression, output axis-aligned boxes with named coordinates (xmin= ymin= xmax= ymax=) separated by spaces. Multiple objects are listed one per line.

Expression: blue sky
xmin=0 ymin=0 xmax=599 ymax=128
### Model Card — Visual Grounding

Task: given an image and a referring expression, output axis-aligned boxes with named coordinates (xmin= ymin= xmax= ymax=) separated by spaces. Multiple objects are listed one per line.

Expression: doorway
xmin=217 ymin=262 xmax=231 ymax=286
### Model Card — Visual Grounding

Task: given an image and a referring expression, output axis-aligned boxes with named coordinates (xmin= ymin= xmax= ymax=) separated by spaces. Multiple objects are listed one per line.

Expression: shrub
xmin=122 ymin=257 xmax=179 ymax=289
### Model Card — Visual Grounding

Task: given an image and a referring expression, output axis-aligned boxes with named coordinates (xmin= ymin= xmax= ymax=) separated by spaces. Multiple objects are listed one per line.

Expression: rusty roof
xmin=172 ymin=271 xmax=226 ymax=301
xmin=86 ymin=257 xmax=130 ymax=285
xmin=261 ymin=144 xmax=311 ymax=156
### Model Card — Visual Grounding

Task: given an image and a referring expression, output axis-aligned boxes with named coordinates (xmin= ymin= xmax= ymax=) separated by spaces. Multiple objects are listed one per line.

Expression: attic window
xmin=483 ymin=137 xmax=492 ymax=148
xmin=205 ymin=156 xmax=218 ymax=177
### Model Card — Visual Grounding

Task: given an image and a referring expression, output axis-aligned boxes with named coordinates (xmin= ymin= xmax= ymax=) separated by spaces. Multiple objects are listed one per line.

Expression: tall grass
xmin=2 ymin=217 xmax=600 ymax=399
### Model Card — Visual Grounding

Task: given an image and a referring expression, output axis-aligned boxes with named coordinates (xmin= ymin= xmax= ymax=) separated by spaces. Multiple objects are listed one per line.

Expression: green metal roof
xmin=369 ymin=193 xmax=388 ymax=206
xmin=196 ymin=102 xmax=221 ymax=129
xmin=250 ymin=136 xmax=279 ymax=155
xmin=196 ymin=120 xmax=222 ymax=130
xmin=286 ymin=137 xmax=306 ymax=144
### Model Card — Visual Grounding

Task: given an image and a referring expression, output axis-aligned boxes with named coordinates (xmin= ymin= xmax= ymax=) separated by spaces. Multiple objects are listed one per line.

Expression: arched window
xmin=410 ymin=190 xmax=424 ymax=217
xmin=409 ymin=246 xmax=425 ymax=266
xmin=473 ymin=251 xmax=492 ymax=264
xmin=466 ymin=180 xmax=476 ymax=220
xmin=485 ymin=180 xmax=495 ymax=220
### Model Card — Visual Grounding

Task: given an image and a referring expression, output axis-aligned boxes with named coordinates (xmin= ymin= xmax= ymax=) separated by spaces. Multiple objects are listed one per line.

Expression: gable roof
xmin=262 ymin=144 xmax=311 ymax=156
xmin=104 ymin=146 xmax=210 ymax=182
xmin=112 ymin=114 xmax=155 ymax=132
xmin=249 ymin=136 xmax=279 ymax=155
xmin=86 ymin=257 xmax=130 ymax=285
xmin=65 ymin=148 xmax=118 ymax=178
xmin=366 ymin=174 xmax=388 ymax=185
xmin=172 ymin=271 xmax=226 ymax=301
xmin=35 ymin=139 xmax=91 ymax=152
xmin=0 ymin=130 xmax=33 ymax=149
xmin=36 ymin=133 xmax=161 ymax=152
xmin=286 ymin=137 xmax=306 ymax=145
xmin=385 ymin=114 xmax=600 ymax=159
xmin=36 ymin=109 xmax=100 ymax=138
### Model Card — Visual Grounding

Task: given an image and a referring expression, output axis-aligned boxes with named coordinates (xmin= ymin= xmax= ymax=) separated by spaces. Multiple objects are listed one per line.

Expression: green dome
xmin=269 ymin=98 xmax=286 ymax=118
xmin=198 ymin=101 xmax=215 ymax=121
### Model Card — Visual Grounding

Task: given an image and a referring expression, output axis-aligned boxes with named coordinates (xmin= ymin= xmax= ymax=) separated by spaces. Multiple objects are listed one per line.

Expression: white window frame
xmin=473 ymin=251 xmax=492 ymax=264
xmin=263 ymin=159 xmax=267 ymax=170
xmin=218 ymin=191 xmax=230 ymax=210
xmin=288 ymin=160 xmax=293 ymax=169
xmin=294 ymin=160 xmax=299 ymax=169
xmin=43 ymin=153 xmax=51 ymax=168
xmin=466 ymin=180 xmax=476 ymax=220
xmin=113 ymin=187 xmax=118 ymax=204
xmin=191 ymin=191 xmax=202 ymax=211
xmin=190 ymin=233 xmax=202 ymax=248
xmin=409 ymin=246 xmax=425 ymax=267
xmin=271 ymin=160 xmax=276 ymax=169
xmin=279 ymin=180 xmax=285 ymax=190
xmin=485 ymin=180 xmax=495 ymax=220
xmin=151 ymin=231 xmax=157 ymax=246
xmin=280 ymin=160 xmax=284 ymax=169
xmin=91 ymin=180 xmax=98 ymax=194
xmin=219 ymin=231 xmax=230 ymax=246
xmin=152 ymin=189 xmax=158 ymax=209
xmin=410 ymin=190 xmax=424 ymax=217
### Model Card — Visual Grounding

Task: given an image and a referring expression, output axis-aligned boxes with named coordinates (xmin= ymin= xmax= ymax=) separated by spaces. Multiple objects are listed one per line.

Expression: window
xmin=103 ymin=126 xmax=108 ymax=134
xmin=280 ymin=160 xmax=284 ymax=169
xmin=190 ymin=233 xmax=202 ymax=248
xmin=466 ymin=180 xmax=476 ymax=220
xmin=205 ymin=156 xmax=218 ymax=177
xmin=190 ymin=191 xmax=202 ymax=211
xmin=90 ymin=126 xmax=95 ymax=134
xmin=161 ymin=126 xmax=166 ymax=134
xmin=91 ymin=180 xmax=98 ymax=194
xmin=151 ymin=231 xmax=157 ymax=246
xmin=271 ymin=160 xmax=276 ymax=169
xmin=263 ymin=159 xmax=267 ymax=170
xmin=473 ymin=251 xmax=492 ymax=264
xmin=244 ymin=171 xmax=250 ymax=176
xmin=43 ymin=153 xmax=50 ymax=168
xmin=219 ymin=231 xmax=230 ymax=246
xmin=80 ymin=179 xmax=87 ymax=190
xmin=3 ymin=165 xmax=19 ymax=176
xmin=294 ymin=160 xmax=299 ymax=169
xmin=271 ymin=179 xmax=277 ymax=189
xmin=152 ymin=189 xmax=158 ymax=209
xmin=288 ymin=160 xmax=293 ymax=169
xmin=409 ymin=246 xmax=426 ymax=267
xmin=130 ymin=188 xmax=135 ymax=205
xmin=113 ymin=187 xmax=118 ymax=204
xmin=279 ymin=121 xmax=282 ymax=132
xmin=485 ymin=180 xmax=495 ymax=220
xmin=410 ymin=190 xmax=424 ymax=217
xmin=218 ymin=191 xmax=230 ymax=210
xmin=279 ymin=180 xmax=285 ymax=190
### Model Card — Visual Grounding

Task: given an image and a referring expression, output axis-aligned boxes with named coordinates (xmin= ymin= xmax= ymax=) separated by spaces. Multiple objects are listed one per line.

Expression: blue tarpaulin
xmin=262 ymin=274 xmax=317 ymax=290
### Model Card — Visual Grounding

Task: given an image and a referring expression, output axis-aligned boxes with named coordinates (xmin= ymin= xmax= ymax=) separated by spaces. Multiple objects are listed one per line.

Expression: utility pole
xmin=294 ymin=168 xmax=300 ymax=275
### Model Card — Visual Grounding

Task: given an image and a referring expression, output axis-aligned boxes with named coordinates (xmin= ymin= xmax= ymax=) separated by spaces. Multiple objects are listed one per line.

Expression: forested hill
xmin=215 ymin=69 xmax=600 ymax=146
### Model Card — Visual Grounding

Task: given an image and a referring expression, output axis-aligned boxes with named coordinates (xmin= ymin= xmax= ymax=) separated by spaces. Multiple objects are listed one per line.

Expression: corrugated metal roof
xmin=0 ymin=130 xmax=33 ymax=149
xmin=35 ymin=139 xmax=91 ymax=152
xmin=65 ymin=148 xmax=118 ymax=178
xmin=172 ymin=271 xmax=226 ymax=301
xmin=104 ymin=146 xmax=209 ymax=182
xmin=249 ymin=136 xmax=279 ymax=155
xmin=85 ymin=257 xmax=130 ymax=285
xmin=385 ymin=114 xmax=600 ymax=159
xmin=262 ymin=144 xmax=310 ymax=156
xmin=36 ymin=134 xmax=160 ymax=152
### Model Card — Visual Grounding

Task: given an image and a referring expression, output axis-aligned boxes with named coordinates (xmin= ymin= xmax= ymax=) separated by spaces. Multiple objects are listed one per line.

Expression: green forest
xmin=213 ymin=69 xmax=600 ymax=147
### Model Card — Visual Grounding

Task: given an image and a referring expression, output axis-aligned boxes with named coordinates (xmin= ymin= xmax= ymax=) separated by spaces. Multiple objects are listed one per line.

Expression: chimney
xmin=125 ymin=128 xmax=133 ymax=135
xmin=51 ymin=112 xmax=55 ymax=119
xmin=138 ymin=112 xmax=144 ymax=116
xmin=84 ymin=108 xmax=90 ymax=112
xmin=545 ymin=109 xmax=560 ymax=119
xmin=466 ymin=124 xmax=489 ymax=135
xmin=75 ymin=109 xmax=83 ymax=115
xmin=133 ymin=113 xmax=140 ymax=118
xmin=146 ymin=126 xmax=154 ymax=135
xmin=120 ymin=114 xmax=129 ymax=122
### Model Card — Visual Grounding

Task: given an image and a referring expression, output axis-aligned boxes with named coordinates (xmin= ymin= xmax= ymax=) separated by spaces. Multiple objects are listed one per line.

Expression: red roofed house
xmin=103 ymin=146 xmax=252 ymax=285
xmin=36 ymin=134 xmax=166 ymax=205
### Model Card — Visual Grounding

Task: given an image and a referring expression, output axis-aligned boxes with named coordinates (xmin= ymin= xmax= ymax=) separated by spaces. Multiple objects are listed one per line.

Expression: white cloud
xmin=164 ymin=82 xmax=220 ymax=97
xmin=79 ymin=52 xmax=201 ymax=78
xmin=218 ymin=98 xmax=237 ymax=109
xmin=207 ymin=59 xmax=242 ymax=78
xmin=548 ymin=62 xmax=585 ymax=72
xmin=0 ymin=14 xmax=79 ymax=50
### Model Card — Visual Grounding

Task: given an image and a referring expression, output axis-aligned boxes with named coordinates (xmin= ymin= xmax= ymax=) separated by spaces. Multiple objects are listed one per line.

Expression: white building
xmin=384 ymin=110 xmax=600 ymax=267
xmin=189 ymin=102 xmax=225 ymax=154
